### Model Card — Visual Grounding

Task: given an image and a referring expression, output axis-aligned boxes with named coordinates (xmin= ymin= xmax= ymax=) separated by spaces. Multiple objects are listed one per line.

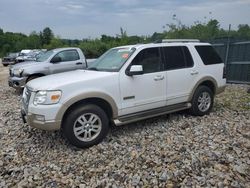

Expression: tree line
xmin=1 ymin=19 xmax=250 ymax=58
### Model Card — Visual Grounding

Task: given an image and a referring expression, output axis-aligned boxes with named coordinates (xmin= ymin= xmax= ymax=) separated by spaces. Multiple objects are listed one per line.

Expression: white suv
xmin=21 ymin=40 xmax=226 ymax=148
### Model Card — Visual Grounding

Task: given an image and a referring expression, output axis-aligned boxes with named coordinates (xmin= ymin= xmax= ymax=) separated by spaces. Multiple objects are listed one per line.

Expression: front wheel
xmin=62 ymin=104 xmax=109 ymax=148
xmin=189 ymin=86 xmax=214 ymax=116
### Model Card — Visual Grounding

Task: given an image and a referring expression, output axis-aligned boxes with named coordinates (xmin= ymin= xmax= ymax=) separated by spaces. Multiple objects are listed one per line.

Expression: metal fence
xmin=209 ymin=38 xmax=250 ymax=84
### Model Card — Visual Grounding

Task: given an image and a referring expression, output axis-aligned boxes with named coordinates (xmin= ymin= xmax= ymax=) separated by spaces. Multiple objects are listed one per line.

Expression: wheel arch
xmin=56 ymin=92 xmax=118 ymax=126
xmin=26 ymin=73 xmax=45 ymax=83
xmin=188 ymin=77 xmax=218 ymax=101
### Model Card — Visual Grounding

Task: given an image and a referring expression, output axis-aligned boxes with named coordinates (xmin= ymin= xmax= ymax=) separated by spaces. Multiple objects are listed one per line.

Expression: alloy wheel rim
xmin=73 ymin=113 xmax=102 ymax=142
xmin=198 ymin=92 xmax=211 ymax=112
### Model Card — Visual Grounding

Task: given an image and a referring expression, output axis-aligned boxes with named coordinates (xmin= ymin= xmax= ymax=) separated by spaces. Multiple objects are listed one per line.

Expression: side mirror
xmin=51 ymin=56 xmax=62 ymax=63
xmin=126 ymin=65 xmax=143 ymax=76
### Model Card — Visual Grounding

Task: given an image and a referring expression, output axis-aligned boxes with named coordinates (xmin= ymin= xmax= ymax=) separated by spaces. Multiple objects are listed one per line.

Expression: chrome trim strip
xmin=114 ymin=102 xmax=191 ymax=126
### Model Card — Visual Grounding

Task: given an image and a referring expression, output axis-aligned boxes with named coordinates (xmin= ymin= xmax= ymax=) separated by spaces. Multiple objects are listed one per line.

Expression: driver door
xmin=49 ymin=49 xmax=83 ymax=74
xmin=119 ymin=47 xmax=167 ymax=115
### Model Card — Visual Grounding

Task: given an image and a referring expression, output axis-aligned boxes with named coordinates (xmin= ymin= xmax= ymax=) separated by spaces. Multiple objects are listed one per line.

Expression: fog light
xmin=35 ymin=115 xmax=45 ymax=122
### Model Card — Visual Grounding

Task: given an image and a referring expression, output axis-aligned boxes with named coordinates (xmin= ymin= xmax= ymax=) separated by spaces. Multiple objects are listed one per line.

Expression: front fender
xmin=23 ymin=68 xmax=47 ymax=77
xmin=55 ymin=92 xmax=118 ymax=122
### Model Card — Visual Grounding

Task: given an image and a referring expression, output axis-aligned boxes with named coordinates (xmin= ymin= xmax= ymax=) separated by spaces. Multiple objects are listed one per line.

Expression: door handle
xmin=190 ymin=70 xmax=199 ymax=75
xmin=154 ymin=75 xmax=164 ymax=81
xmin=76 ymin=62 xmax=83 ymax=65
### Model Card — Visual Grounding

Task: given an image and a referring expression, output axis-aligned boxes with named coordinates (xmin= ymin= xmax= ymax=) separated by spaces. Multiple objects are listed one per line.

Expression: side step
xmin=114 ymin=102 xmax=191 ymax=126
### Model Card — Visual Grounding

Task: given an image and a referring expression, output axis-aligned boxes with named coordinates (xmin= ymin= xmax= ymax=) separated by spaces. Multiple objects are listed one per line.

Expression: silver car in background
xmin=9 ymin=47 xmax=91 ymax=89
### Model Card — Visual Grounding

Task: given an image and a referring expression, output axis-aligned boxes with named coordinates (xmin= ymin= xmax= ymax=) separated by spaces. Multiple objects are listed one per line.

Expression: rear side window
xmin=183 ymin=47 xmax=194 ymax=67
xmin=54 ymin=50 xmax=80 ymax=62
xmin=195 ymin=45 xmax=223 ymax=65
xmin=162 ymin=46 xmax=194 ymax=70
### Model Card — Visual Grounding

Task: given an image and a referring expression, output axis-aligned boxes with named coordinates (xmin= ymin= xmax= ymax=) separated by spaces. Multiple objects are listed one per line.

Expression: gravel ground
xmin=0 ymin=63 xmax=249 ymax=187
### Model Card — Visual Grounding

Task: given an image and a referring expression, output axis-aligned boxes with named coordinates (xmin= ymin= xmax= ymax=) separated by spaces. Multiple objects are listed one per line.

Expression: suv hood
xmin=27 ymin=70 xmax=117 ymax=91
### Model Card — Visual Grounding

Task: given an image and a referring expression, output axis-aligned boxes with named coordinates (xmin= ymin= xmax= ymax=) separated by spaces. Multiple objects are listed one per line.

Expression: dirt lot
xmin=0 ymin=61 xmax=249 ymax=187
xmin=0 ymin=63 xmax=8 ymax=83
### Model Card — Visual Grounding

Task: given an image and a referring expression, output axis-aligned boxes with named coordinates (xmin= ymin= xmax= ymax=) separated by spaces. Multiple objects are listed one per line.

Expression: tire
xmin=189 ymin=86 xmax=214 ymax=116
xmin=62 ymin=104 xmax=109 ymax=148
xmin=3 ymin=64 xmax=8 ymax=67
xmin=26 ymin=75 xmax=40 ymax=83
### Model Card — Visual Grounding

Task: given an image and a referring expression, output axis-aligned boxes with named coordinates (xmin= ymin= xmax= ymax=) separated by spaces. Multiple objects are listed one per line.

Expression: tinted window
xmin=195 ymin=45 xmax=223 ymax=65
xmin=183 ymin=47 xmax=194 ymax=67
xmin=162 ymin=46 xmax=193 ymax=70
xmin=54 ymin=50 xmax=80 ymax=62
xmin=131 ymin=48 xmax=161 ymax=73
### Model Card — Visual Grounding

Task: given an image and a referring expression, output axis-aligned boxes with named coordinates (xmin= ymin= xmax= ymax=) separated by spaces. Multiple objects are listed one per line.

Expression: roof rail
xmin=161 ymin=39 xmax=200 ymax=43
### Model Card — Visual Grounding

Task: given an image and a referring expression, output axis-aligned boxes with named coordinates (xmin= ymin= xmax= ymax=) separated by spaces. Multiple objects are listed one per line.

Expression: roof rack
xmin=155 ymin=39 xmax=200 ymax=43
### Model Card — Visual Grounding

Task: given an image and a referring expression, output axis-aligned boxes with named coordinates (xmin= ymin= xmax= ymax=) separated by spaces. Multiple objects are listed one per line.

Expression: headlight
xmin=13 ymin=69 xmax=23 ymax=77
xmin=33 ymin=90 xmax=62 ymax=105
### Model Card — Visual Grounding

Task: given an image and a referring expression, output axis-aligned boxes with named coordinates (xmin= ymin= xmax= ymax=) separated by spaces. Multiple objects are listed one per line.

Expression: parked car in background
xmin=15 ymin=49 xmax=41 ymax=63
xmin=21 ymin=40 xmax=226 ymax=148
xmin=2 ymin=53 xmax=19 ymax=66
xmin=9 ymin=47 xmax=90 ymax=89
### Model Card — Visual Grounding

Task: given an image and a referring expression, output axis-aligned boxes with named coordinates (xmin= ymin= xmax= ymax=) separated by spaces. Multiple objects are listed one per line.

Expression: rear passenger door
xmin=162 ymin=46 xmax=197 ymax=105
xmin=49 ymin=50 xmax=83 ymax=74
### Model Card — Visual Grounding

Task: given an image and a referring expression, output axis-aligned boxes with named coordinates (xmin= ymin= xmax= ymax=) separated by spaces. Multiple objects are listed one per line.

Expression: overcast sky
xmin=0 ymin=0 xmax=250 ymax=39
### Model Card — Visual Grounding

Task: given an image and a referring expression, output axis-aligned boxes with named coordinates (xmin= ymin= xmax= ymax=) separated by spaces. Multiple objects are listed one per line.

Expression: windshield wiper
xmin=87 ymin=67 xmax=99 ymax=71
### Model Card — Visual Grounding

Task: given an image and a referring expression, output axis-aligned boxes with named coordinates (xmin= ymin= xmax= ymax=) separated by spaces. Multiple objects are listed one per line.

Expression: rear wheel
xmin=62 ymin=104 xmax=109 ymax=148
xmin=189 ymin=86 xmax=214 ymax=116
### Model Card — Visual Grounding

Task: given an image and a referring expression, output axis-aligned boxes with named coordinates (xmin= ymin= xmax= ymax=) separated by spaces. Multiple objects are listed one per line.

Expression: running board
xmin=114 ymin=102 xmax=191 ymax=126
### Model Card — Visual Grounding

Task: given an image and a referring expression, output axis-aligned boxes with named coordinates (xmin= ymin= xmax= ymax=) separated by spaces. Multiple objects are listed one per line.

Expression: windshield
xmin=88 ymin=47 xmax=135 ymax=72
xmin=27 ymin=52 xmax=36 ymax=57
xmin=9 ymin=53 xmax=17 ymax=57
xmin=36 ymin=50 xmax=54 ymax=62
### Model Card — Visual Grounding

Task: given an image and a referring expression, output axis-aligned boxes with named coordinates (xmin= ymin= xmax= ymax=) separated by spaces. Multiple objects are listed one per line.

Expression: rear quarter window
xmin=195 ymin=45 xmax=223 ymax=65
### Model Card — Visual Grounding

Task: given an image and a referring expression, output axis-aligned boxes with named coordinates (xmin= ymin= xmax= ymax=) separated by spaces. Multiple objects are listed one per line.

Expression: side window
xmin=162 ymin=46 xmax=193 ymax=70
xmin=195 ymin=45 xmax=223 ymax=65
xmin=54 ymin=50 xmax=80 ymax=62
xmin=131 ymin=48 xmax=161 ymax=73
xmin=183 ymin=47 xmax=194 ymax=68
xmin=163 ymin=46 xmax=185 ymax=70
